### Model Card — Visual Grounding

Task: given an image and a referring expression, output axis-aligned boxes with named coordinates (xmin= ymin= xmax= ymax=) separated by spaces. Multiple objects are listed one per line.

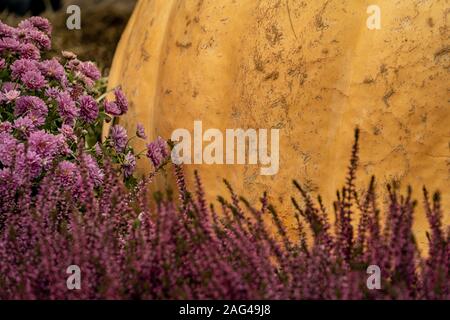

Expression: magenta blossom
xmin=0 ymin=88 xmax=20 ymax=103
xmin=18 ymin=42 xmax=40 ymax=60
xmin=56 ymin=91 xmax=78 ymax=123
xmin=79 ymin=95 xmax=99 ymax=123
xmin=104 ymin=100 xmax=122 ymax=116
xmin=0 ymin=17 xmax=139 ymax=191
xmin=18 ymin=16 xmax=52 ymax=35
xmin=40 ymin=58 xmax=66 ymax=84
xmin=114 ymin=87 xmax=128 ymax=114
xmin=81 ymin=153 xmax=104 ymax=186
xmin=21 ymin=70 xmax=47 ymax=89
xmin=147 ymin=137 xmax=169 ymax=168
xmin=13 ymin=117 xmax=36 ymax=136
xmin=18 ymin=27 xmax=51 ymax=50
xmin=94 ymin=143 xmax=103 ymax=157
xmin=15 ymin=96 xmax=48 ymax=119
xmin=28 ymin=130 xmax=67 ymax=170
xmin=10 ymin=58 xmax=40 ymax=79
xmin=0 ymin=37 xmax=20 ymax=53
xmin=79 ymin=61 xmax=101 ymax=82
xmin=122 ymin=152 xmax=136 ymax=178
xmin=0 ymin=21 xmax=16 ymax=38
xmin=0 ymin=121 xmax=12 ymax=133
xmin=110 ymin=125 xmax=128 ymax=153
xmin=55 ymin=161 xmax=81 ymax=189
xmin=59 ymin=124 xmax=77 ymax=143
xmin=136 ymin=123 xmax=147 ymax=139
xmin=44 ymin=87 xmax=61 ymax=99
xmin=0 ymin=132 xmax=19 ymax=167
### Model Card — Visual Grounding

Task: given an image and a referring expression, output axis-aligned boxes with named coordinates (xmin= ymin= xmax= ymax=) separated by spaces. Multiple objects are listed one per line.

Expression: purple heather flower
xmin=18 ymin=17 xmax=52 ymax=35
xmin=110 ymin=125 xmax=128 ymax=153
xmin=81 ymin=153 xmax=104 ymax=187
xmin=146 ymin=137 xmax=169 ymax=168
xmin=15 ymin=96 xmax=48 ymax=119
xmin=25 ymin=149 xmax=44 ymax=178
xmin=104 ymin=100 xmax=122 ymax=116
xmin=78 ymin=95 xmax=99 ymax=123
xmin=0 ymin=132 xmax=19 ymax=167
xmin=56 ymin=91 xmax=78 ymax=123
xmin=56 ymin=161 xmax=81 ymax=189
xmin=21 ymin=70 xmax=47 ymax=89
xmin=0 ymin=58 xmax=5 ymax=69
xmin=114 ymin=87 xmax=128 ymax=114
xmin=94 ymin=142 xmax=103 ymax=157
xmin=136 ymin=123 xmax=147 ymax=139
xmin=122 ymin=152 xmax=136 ymax=178
xmin=10 ymin=59 xmax=40 ymax=79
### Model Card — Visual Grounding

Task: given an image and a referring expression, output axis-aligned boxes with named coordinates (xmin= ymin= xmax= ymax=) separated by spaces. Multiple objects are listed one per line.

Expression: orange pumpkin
xmin=105 ymin=0 xmax=449 ymax=247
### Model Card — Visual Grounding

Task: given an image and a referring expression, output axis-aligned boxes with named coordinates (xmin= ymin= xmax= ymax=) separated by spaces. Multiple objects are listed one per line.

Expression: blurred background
xmin=0 ymin=0 xmax=137 ymax=74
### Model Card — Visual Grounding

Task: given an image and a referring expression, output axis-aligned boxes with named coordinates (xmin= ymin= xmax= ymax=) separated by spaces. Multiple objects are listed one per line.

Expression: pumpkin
xmin=105 ymin=0 xmax=449 ymax=246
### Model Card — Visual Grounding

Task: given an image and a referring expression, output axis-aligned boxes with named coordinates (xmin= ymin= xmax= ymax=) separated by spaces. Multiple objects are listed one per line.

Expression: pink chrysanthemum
xmin=10 ymin=59 xmax=40 ymax=79
xmin=136 ymin=123 xmax=147 ymax=139
xmin=146 ymin=137 xmax=169 ymax=168
xmin=21 ymin=70 xmax=47 ymax=89
xmin=122 ymin=152 xmax=136 ymax=178
xmin=110 ymin=125 xmax=128 ymax=153
xmin=56 ymin=91 xmax=78 ymax=123
xmin=15 ymin=96 xmax=48 ymax=119
xmin=79 ymin=95 xmax=99 ymax=123
xmin=104 ymin=100 xmax=122 ymax=116
xmin=114 ymin=87 xmax=128 ymax=114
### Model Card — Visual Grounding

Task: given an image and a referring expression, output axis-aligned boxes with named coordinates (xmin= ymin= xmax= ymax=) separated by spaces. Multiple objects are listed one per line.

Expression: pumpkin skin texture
xmin=105 ymin=0 xmax=449 ymax=246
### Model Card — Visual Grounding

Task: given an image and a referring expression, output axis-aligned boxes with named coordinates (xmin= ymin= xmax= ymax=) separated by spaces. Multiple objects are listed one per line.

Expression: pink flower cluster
xmin=0 ymin=17 xmax=168 ymax=191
